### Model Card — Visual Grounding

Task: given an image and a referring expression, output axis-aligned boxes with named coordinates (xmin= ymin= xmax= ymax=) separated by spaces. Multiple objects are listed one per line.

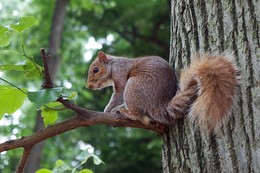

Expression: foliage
xmin=0 ymin=16 xmax=68 ymax=127
xmin=68 ymin=0 xmax=170 ymax=57
xmin=27 ymin=87 xmax=63 ymax=108
xmin=0 ymin=85 xmax=27 ymax=119
xmin=10 ymin=16 xmax=37 ymax=33
xmin=36 ymin=147 xmax=103 ymax=173
xmin=0 ymin=15 xmax=99 ymax=173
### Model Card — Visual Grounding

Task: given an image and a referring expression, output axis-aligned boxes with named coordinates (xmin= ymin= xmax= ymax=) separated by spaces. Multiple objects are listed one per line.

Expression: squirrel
xmin=87 ymin=51 xmax=239 ymax=130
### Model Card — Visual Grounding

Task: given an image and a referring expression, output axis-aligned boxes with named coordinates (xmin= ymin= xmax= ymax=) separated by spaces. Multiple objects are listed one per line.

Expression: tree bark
xmin=47 ymin=0 xmax=68 ymax=79
xmin=24 ymin=0 xmax=68 ymax=172
xmin=162 ymin=0 xmax=259 ymax=173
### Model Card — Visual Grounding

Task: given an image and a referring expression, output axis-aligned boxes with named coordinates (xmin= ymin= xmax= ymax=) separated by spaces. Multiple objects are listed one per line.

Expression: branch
xmin=129 ymin=30 xmax=168 ymax=51
xmin=58 ymin=97 xmax=166 ymax=133
xmin=41 ymin=48 xmax=54 ymax=88
xmin=0 ymin=102 xmax=165 ymax=153
xmin=115 ymin=28 xmax=169 ymax=51
xmin=0 ymin=48 xmax=166 ymax=169
xmin=16 ymin=146 xmax=32 ymax=173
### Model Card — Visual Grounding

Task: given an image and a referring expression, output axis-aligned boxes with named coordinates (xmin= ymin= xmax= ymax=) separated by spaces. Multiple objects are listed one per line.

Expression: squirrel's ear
xmin=98 ymin=51 xmax=109 ymax=63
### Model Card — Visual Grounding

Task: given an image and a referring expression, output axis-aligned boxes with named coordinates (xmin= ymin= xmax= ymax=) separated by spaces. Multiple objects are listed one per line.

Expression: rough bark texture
xmin=162 ymin=0 xmax=259 ymax=173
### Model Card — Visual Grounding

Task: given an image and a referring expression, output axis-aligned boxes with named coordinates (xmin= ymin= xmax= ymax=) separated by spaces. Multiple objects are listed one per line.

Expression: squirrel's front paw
xmin=111 ymin=104 xmax=126 ymax=113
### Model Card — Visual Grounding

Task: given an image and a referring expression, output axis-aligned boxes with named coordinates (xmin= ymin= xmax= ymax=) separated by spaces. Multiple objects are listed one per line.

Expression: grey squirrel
xmin=87 ymin=51 xmax=239 ymax=130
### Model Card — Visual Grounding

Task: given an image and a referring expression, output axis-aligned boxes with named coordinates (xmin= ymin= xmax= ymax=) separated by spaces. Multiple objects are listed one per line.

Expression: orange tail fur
xmin=168 ymin=53 xmax=239 ymax=131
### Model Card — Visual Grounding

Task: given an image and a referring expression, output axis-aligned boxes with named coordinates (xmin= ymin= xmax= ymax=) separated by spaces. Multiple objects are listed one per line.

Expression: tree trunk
xmin=24 ymin=0 xmax=68 ymax=172
xmin=162 ymin=0 xmax=259 ymax=173
xmin=47 ymin=0 xmax=68 ymax=80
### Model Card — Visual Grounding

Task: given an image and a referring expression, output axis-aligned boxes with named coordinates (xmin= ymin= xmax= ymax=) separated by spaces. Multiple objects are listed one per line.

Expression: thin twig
xmin=20 ymin=36 xmax=43 ymax=77
xmin=57 ymin=97 xmax=87 ymax=114
xmin=0 ymin=77 xmax=27 ymax=95
xmin=16 ymin=146 xmax=32 ymax=173
xmin=41 ymin=48 xmax=53 ymax=88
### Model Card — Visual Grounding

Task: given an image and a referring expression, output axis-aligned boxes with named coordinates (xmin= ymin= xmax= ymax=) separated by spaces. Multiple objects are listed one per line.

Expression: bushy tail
xmin=167 ymin=53 xmax=239 ymax=131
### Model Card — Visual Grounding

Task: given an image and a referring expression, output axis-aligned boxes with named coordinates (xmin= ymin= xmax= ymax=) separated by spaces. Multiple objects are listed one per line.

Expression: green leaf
xmin=55 ymin=159 xmax=66 ymax=167
xmin=41 ymin=107 xmax=57 ymax=127
xmin=93 ymin=155 xmax=103 ymax=165
xmin=40 ymin=101 xmax=63 ymax=127
xmin=0 ymin=85 xmax=27 ymax=119
xmin=61 ymin=91 xmax=78 ymax=103
xmin=77 ymin=151 xmax=93 ymax=164
xmin=77 ymin=149 xmax=104 ymax=166
xmin=67 ymin=92 xmax=77 ymax=100
xmin=0 ymin=26 xmax=7 ymax=35
xmin=0 ymin=64 xmax=24 ymax=71
xmin=35 ymin=169 xmax=53 ymax=173
xmin=79 ymin=169 xmax=94 ymax=173
xmin=27 ymin=87 xmax=63 ymax=108
xmin=53 ymin=160 xmax=71 ymax=173
xmin=10 ymin=16 xmax=37 ymax=33
xmin=0 ymin=26 xmax=11 ymax=47
xmin=23 ymin=60 xmax=42 ymax=79
xmin=44 ymin=101 xmax=63 ymax=108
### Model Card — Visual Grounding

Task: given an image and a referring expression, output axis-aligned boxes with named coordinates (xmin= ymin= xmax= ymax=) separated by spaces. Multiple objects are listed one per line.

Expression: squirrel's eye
xmin=93 ymin=67 xmax=99 ymax=73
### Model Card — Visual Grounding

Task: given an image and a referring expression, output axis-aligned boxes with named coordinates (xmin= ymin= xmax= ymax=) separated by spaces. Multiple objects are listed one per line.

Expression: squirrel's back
xmin=125 ymin=56 xmax=178 ymax=124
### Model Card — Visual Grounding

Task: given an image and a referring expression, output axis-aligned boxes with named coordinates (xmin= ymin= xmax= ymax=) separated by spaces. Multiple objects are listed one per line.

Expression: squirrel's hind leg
xmin=119 ymin=109 xmax=150 ymax=125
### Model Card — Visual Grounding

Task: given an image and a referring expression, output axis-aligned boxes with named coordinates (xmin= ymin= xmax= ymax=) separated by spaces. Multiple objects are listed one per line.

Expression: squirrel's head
xmin=86 ymin=51 xmax=113 ymax=90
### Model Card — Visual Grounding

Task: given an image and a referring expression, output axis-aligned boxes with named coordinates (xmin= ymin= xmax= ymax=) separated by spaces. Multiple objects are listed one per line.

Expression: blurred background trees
xmin=0 ymin=0 xmax=170 ymax=172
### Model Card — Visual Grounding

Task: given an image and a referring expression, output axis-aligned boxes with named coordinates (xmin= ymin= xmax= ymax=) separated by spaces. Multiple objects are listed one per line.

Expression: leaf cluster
xmin=0 ymin=17 xmax=74 ymax=127
xmin=36 ymin=147 xmax=103 ymax=173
